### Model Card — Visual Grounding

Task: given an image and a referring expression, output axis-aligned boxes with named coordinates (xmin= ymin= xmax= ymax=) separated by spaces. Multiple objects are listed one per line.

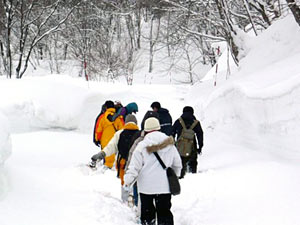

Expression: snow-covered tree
xmin=286 ymin=0 xmax=300 ymax=27
xmin=0 ymin=0 xmax=78 ymax=78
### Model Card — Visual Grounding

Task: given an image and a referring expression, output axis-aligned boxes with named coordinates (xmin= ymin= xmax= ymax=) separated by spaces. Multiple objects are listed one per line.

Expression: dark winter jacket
xmin=172 ymin=112 xmax=203 ymax=151
xmin=141 ymin=110 xmax=160 ymax=131
xmin=157 ymin=108 xmax=173 ymax=136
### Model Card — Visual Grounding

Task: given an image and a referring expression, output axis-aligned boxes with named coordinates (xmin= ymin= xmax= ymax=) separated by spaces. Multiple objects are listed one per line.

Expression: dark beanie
xmin=150 ymin=101 xmax=161 ymax=109
xmin=105 ymin=100 xmax=114 ymax=109
xmin=183 ymin=106 xmax=194 ymax=114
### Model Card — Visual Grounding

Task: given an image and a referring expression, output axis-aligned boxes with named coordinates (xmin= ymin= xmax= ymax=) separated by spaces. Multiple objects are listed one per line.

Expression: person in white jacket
xmin=90 ymin=114 xmax=139 ymax=203
xmin=124 ymin=117 xmax=182 ymax=225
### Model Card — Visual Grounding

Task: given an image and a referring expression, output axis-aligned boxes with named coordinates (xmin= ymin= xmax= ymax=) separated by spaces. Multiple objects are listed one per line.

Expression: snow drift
xmin=190 ymin=15 xmax=300 ymax=160
xmin=0 ymin=111 xmax=12 ymax=198
xmin=0 ymin=112 xmax=11 ymax=166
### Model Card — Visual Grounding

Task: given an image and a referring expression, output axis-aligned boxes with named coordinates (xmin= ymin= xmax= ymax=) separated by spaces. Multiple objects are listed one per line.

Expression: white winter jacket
xmin=101 ymin=122 xmax=138 ymax=157
xmin=124 ymin=131 xmax=182 ymax=195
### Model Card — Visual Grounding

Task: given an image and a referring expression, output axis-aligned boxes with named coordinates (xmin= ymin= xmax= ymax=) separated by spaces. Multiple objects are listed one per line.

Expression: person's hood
xmin=106 ymin=107 xmax=116 ymax=114
xmin=126 ymin=102 xmax=138 ymax=114
xmin=123 ymin=122 xmax=139 ymax=131
xmin=180 ymin=111 xmax=196 ymax=121
xmin=140 ymin=131 xmax=174 ymax=153
xmin=158 ymin=108 xmax=169 ymax=114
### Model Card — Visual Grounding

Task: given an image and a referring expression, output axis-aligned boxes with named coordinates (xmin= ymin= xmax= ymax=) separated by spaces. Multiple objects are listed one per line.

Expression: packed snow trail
xmin=1 ymin=126 xmax=300 ymax=225
xmin=0 ymin=131 xmax=137 ymax=225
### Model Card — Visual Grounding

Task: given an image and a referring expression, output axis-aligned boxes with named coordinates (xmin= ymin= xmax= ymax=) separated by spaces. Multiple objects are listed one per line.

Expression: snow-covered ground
xmin=1 ymin=15 xmax=300 ymax=225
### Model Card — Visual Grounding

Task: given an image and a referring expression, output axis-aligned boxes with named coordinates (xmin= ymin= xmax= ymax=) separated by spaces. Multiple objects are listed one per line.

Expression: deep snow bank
xmin=0 ymin=75 xmax=96 ymax=133
xmin=0 ymin=75 xmax=188 ymax=134
xmin=0 ymin=112 xmax=11 ymax=166
xmin=191 ymin=15 xmax=300 ymax=159
xmin=0 ymin=112 xmax=12 ymax=198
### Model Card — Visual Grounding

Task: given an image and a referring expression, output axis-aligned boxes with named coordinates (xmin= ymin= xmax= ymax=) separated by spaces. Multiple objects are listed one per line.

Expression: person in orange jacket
xmin=94 ymin=100 xmax=124 ymax=168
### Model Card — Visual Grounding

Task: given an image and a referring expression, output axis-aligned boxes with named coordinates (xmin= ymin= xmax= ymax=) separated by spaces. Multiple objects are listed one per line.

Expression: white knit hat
xmin=144 ymin=117 xmax=161 ymax=132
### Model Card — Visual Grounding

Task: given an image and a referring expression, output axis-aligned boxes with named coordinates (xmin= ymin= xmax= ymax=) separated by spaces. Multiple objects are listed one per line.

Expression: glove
xmin=197 ymin=148 xmax=202 ymax=155
xmin=91 ymin=151 xmax=106 ymax=162
xmin=123 ymin=184 xmax=132 ymax=193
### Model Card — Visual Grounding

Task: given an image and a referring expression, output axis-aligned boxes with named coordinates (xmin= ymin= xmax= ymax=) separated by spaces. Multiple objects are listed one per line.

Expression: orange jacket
xmin=94 ymin=108 xmax=124 ymax=148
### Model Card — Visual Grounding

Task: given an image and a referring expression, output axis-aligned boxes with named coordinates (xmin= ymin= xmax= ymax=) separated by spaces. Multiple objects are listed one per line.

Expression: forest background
xmin=1 ymin=0 xmax=300 ymax=83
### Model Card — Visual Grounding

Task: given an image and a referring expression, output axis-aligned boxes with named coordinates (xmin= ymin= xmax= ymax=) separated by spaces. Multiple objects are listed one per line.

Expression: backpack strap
xmin=179 ymin=117 xmax=198 ymax=130
xmin=178 ymin=117 xmax=187 ymax=130
xmin=116 ymin=154 xmax=122 ymax=177
xmin=107 ymin=113 xmax=118 ymax=131
xmin=190 ymin=120 xmax=199 ymax=130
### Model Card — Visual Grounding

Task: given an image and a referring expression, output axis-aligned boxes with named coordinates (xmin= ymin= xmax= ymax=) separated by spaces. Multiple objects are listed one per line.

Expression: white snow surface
xmin=0 ymin=112 xmax=11 ymax=166
xmin=0 ymin=15 xmax=300 ymax=225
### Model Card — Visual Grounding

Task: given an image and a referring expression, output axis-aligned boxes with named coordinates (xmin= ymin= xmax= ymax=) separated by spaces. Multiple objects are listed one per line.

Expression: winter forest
xmin=0 ymin=0 xmax=299 ymax=81
xmin=1 ymin=0 xmax=300 ymax=225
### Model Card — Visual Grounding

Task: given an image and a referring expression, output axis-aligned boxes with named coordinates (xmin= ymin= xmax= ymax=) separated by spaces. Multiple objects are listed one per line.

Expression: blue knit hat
xmin=126 ymin=102 xmax=138 ymax=114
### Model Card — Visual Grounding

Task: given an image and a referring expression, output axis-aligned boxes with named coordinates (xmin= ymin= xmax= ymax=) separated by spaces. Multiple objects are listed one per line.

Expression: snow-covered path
xmin=1 ymin=127 xmax=300 ymax=225
xmin=1 ymin=131 xmax=137 ymax=225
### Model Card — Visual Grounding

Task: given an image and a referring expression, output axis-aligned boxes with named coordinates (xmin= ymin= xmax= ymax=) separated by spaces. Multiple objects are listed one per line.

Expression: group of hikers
xmin=90 ymin=100 xmax=203 ymax=225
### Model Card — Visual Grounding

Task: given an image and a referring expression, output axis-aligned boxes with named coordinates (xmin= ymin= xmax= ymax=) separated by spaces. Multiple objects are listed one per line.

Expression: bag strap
xmin=153 ymin=152 xmax=166 ymax=169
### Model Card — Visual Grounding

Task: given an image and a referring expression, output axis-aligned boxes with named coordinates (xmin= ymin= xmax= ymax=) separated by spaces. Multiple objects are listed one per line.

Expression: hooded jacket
xmin=95 ymin=107 xmax=124 ymax=148
xmin=101 ymin=122 xmax=139 ymax=185
xmin=112 ymin=102 xmax=138 ymax=122
xmin=157 ymin=108 xmax=172 ymax=136
xmin=124 ymin=131 xmax=182 ymax=194
xmin=101 ymin=122 xmax=139 ymax=157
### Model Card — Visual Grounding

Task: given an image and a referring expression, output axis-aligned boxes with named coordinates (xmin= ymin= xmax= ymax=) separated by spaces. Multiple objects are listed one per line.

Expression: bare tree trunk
xmin=243 ymin=0 xmax=258 ymax=36
xmin=167 ymin=11 xmax=171 ymax=57
xmin=16 ymin=0 xmax=29 ymax=79
xmin=148 ymin=16 xmax=160 ymax=73
xmin=64 ymin=44 xmax=68 ymax=60
xmin=126 ymin=15 xmax=135 ymax=51
xmin=48 ymin=44 xmax=54 ymax=74
xmin=286 ymin=0 xmax=300 ymax=27
xmin=54 ymin=38 xmax=60 ymax=74
xmin=0 ymin=0 xmax=5 ymax=75
xmin=149 ymin=17 xmax=154 ymax=73
xmin=6 ymin=19 xmax=12 ymax=78
xmin=249 ymin=2 xmax=272 ymax=26
xmin=215 ymin=0 xmax=239 ymax=64
xmin=2 ymin=0 xmax=16 ymax=78
xmin=185 ymin=49 xmax=193 ymax=85
xmin=135 ymin=8 xmax=141 ymax=49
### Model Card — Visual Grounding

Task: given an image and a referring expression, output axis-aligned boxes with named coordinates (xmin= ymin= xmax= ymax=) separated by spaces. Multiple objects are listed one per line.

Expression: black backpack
xmin=116 ymin=129 xmax=139 ymax=176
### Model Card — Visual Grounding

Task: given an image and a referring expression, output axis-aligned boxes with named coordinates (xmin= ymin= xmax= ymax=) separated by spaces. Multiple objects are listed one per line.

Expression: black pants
xmin=140 ymin=193 xmax=173 ymax=225
xmin=180 ymin=149 xmax=198 ymax=178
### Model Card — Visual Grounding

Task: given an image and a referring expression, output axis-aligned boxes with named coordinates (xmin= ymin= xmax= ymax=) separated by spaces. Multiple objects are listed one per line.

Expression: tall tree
xmin=286 ymin=0 xmax=300 ymax=27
